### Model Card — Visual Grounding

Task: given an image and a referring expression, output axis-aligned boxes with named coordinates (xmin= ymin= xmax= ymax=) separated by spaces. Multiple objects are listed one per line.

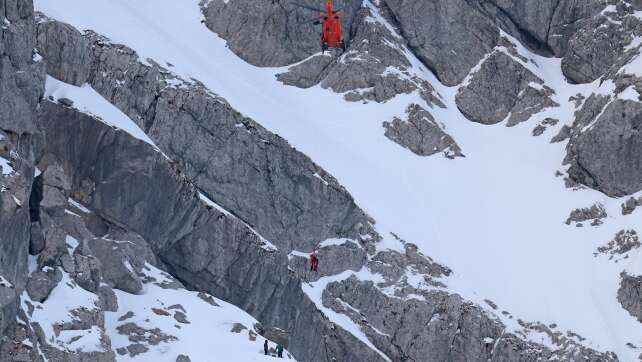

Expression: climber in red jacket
xmin=309 ymin=252 xmax=319 ymax=272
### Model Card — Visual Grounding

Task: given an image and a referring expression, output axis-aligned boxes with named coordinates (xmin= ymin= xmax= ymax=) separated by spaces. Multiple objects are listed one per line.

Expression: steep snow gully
xmin=22 ymin=0 xmax=642 ymax=360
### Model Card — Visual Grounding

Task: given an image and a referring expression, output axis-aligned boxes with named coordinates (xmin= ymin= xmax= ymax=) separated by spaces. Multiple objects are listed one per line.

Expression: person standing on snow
xmin=276 ymin=344 xmax=284 ymax=358
xmin=264 ymin=340 xmax=269 ymax=355
xmin=309 ymin=252 xmax=319 ymax=272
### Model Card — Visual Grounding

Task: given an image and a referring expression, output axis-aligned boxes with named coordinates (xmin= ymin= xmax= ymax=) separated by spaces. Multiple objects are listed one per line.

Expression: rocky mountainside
xmin=1 ymin=0 xmax=642 ymax=361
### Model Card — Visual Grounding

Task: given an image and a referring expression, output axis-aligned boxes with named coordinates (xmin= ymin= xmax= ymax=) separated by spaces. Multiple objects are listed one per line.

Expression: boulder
xmin=25 ymin=269 xmax=61 ymax=302
xmin=75 ymin=238 xmax=144 ymax=294
xmin=97 ymin=285 xmax=118 ymax=312
xmin=73 ymin=252 xmax=102 ymax=293
xmin=383 ymin=104 xmax=462 ymax=158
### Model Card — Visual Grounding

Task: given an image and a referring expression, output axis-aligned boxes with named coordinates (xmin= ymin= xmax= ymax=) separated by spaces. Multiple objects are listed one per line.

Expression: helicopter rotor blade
xmin=296 ymin=15 xmax=324 ymax=25
xmin=290 ymin=1 xmax=326 ymax=13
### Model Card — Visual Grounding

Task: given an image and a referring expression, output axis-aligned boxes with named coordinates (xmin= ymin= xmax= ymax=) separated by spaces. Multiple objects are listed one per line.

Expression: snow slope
xmin=24 ymin=263 xmax=295 ymax=361
xmin=106 ymin=265 xmax=295 ymax=361
xmin=34 ymin=0 xmax=642 ymax=359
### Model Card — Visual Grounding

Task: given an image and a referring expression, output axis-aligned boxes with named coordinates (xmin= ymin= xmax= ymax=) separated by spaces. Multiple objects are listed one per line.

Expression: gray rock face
xmin=288 ymin=240 xmax=367 ymax=282
xmin=0 ymin=0 xmax=45 ymax=338
xmin=482 ymin=0 xmax=606 ymax=57
xmin=200 ymin=0 xmax=361 ymax=67
xmin=97 ymin=285 xmax=118 ymax=312
xmin=567 ymin=99 xmax=642 ymax=197
xmin=73 ymin=252 xmax=102 ymax=293
xmin=29 ymin=220 xmax=46 ymax=255
xmin=276 ymin=54 xmax=334 ymax=89
xmin=323 ymin=275 xmax=615 ymax=362
xmin=456 ymin=51 xmax=557 ymax=125
xmin=36 ymin=14 xmax=91 ymax=85
xmin=561 ymin=3 xmax=642 ymax=83
xmin=383 ymin=104 xmax=462 ymax=158
xmin=71 ymin=30 xmax=377 ymax=252
xmin=618 ymin=272 xmax=642 ymax=322
xmin=75 ymin=238 xmax=144 ymax=294
xmin=35 ymin=101 xmax=383 ymax=362
xmin=386 ymin=0 xmax=499 ymax=86
xmin=0 ymin=307 xmax=43 ymax=362
xmin=384 ymin=0 xmax=605 ymax=85
xmin=25 ymin=269 xmax=61 ymax=302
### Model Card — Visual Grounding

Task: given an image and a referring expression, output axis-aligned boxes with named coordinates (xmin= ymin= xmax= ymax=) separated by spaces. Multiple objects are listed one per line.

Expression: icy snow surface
xmin=35 ymin=0 xmax=642 ymax=359
xmin=0 ymin=156 xmax=14 ymax=176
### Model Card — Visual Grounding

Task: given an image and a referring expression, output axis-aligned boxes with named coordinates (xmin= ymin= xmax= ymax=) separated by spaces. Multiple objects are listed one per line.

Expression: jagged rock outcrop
xmin=384 ymin=0 xmax=609 ymax=86
xmin=456 ymin=50 xmax=557 ymax=125
xmin=595 ymin=230 xmax=640 ymax=261
xmin=563 ymin=20 xmax=642 ymax=196
xmin=561 ymin=1 xmax=642 ymax=84
xmin=322 ymin=243 xmax=617 ymax=362
xmin=565 ymin=203 xmax=607 ymax=227
xmin=0 ymin=0 xmax=45 ymax=357
xmin=618 ymin=272 xmax=642 ymax=322
xmin=532 ymin=117 xmax=559 ymax=136
xmin=385 ymin=0 xmax=500 ymax=86
xmin=276 ymin=54 xmax=334 ymax=89
xmin=200 ymin=0 xmax=362 ymax=67
xmin=383 ymin=104 xmax=462 ymax=158
xmin=35 ymin=19 xmax=380 ymax=252
xmin=566 ymin=99 xmax=642 ymax=197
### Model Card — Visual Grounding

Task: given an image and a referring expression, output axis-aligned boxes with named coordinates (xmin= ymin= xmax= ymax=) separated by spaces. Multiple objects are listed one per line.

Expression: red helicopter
xmin=292 ymin=0 xmax=347 ymax=52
